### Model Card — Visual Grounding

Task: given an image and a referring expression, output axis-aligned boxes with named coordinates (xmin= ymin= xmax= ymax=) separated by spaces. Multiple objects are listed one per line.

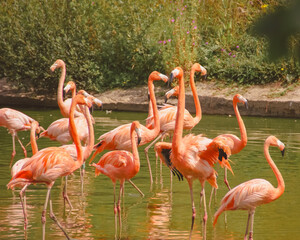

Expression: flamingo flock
xmin=1 ymin=60 xmax=286 ymax=240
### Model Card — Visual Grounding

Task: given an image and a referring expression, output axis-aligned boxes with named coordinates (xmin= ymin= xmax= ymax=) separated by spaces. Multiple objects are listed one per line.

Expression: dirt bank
xmin=1 ymin=78 xmax=300 ymax=118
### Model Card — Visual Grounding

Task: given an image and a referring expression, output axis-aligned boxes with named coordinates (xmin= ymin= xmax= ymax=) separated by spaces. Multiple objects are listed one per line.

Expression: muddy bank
xmin=1 ymin=78 xmax=300 ymax=118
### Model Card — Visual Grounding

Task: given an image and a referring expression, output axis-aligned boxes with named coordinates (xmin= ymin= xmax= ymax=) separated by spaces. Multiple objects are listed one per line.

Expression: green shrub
xmin=0 ymin=0 xmax=298 ymax=94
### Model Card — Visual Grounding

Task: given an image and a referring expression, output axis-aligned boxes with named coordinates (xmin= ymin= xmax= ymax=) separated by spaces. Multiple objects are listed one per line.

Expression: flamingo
xmin=155 ymin=67 xmax=232 ymax=230
xmin=10 ymin=120 xmax=41 ymax=230
xmin=89 ymin=71 xmax=168 ymax=185
xmin=58 ymin=81 xmax=96 ymax=208
xmin=7 ymin=93 xmax=92 ymax=240
xmin=91 ymin=120 xmax=142 ymax=214
xmin=208 ymin=94 xmax=248 ymax=208
xmin=213 ymin=136 xmax=285 ymax=240
xmin=0 ymin=108 xmax=36 ymax=166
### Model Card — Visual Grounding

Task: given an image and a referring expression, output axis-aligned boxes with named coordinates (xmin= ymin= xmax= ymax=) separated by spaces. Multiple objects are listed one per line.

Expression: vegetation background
xmin=0 ymin=0 xmax=299 ymax=94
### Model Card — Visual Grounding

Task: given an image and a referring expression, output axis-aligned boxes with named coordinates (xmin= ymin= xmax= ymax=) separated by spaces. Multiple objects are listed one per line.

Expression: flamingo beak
xmin=64 ymin=84 xmax=71 ymax=93
xmin=50 ymin=63 xmax=57 ymax=72
xmin=244 ymin=100 xmax=249 ymax=109
xmin=135 ymin=128 xmax=141 ymax=145
xmin=201 ymin=74 xmax=208 ymax=80
xmin=281 ymin=148 xmax=285 ymax=157
xmin=168 ymin=73 xmax=174 ymax=87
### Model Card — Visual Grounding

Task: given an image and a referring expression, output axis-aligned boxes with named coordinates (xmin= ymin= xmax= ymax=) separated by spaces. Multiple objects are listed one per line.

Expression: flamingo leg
xmin=248 ymin=210 xmax=255 ymax=240
xmin=117 ymin=182 xmax=124 ymax=213
xmin=19 ymin=184 xmax=29 ymax=230
xmin=187 ymin=179 xmax=196 ymax=230
xmin=16 ymin=134 xmax=27 ymax=158
xmin=63 ymin=176 xmax=73 ymax=210
xmin=201 ymin=187 xmax=208 ymax=224
xmin=10 ymin=134 xmax=16 ymax=167
xmin=244 ymin=211 xmax=251 ymax=240
xmin=113 ymin=183 xmax=117 ymax=214
xmin=42 ymin=187 xmax=51 ymax=240
xmin=49 ymin=193 xmax=70 ymax=239
xmin=224 ymin=168 xmax=231 ymax=190
xmin=209 ymin=187 xmax=216 ymax=208
xmin=127 ymin=179 xmax=144 ymax=197
xmin=144 ymin=134 xmax=164 ymax=186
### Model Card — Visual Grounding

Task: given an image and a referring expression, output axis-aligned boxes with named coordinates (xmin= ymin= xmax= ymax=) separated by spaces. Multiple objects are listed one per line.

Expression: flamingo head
xmin=164 ymin=85 xmax=179 ymax=103
xmin=168 ymin=67 xmax=183 ymax=87
xmin=192 ymin=63 xmax=207 ymax=80
xmin=267 ymin=136 xmax=285 ymax=157
xmin=64 ymin=81 xmax=76 ymax=93
xmin=78 ymin=90 xmax=103 ymax=110
xmin=50 ymin=59 xmax=65 ymax=72
xmin=234 ymin=94 xmax=248 ymax=109
xmin=149 ymin=71 xmax=168 ymax=83
xmin=131 ymin=121 xmax=142 ymax=146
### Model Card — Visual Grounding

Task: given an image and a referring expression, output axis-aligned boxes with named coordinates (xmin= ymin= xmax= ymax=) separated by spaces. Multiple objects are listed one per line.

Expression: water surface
xmin=0 ymin=109 xmax=299 ymax=240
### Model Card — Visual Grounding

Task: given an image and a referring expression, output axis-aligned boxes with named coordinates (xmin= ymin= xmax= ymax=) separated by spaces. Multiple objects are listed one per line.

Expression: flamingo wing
xmin=154 ymin=142 xmax=183 ymax=181
xmin=213 ymin=179 xmax=274 ymax=226
xmin=0 ymin=108 xmax=34 ymax=131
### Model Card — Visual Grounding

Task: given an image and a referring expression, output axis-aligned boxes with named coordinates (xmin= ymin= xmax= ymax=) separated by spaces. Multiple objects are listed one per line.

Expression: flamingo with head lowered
xmin=7 ymin=93 xmax=92 ymax=240
xmin=213 ymin=136 xmax=285 ymax=240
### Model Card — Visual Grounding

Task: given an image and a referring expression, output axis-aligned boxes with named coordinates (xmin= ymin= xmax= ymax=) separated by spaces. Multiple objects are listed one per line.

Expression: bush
xmin=0 ymin=0 xmax=298 ymax=94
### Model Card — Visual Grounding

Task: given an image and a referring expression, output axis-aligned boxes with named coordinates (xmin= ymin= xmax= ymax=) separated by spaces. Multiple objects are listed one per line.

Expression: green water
xmin=0 ymin=108 xmax=299 ymax=240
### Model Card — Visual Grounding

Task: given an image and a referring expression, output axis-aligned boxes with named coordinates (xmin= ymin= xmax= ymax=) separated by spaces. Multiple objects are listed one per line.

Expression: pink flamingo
xmin=89 ymin=71 xmax=168 ymax=185
xmin=92 ymin=120 xmax=142 ymax=214
xmin=7 ymin=93 xmax=92 ymax=240
xmin=58 ymin=81 xmax=96 ymax=208
xmin=155 ymin=67 xmax=232 ymax=230
xmin=10 ymin=120 xmax=41 ymax=230
xmin=0 ymin=108 xmax=36 ymax=166
xmin=213 ymin=136 xmax=285 ymax=240
xmin=146 ymin=63 xmax=207 ymax=182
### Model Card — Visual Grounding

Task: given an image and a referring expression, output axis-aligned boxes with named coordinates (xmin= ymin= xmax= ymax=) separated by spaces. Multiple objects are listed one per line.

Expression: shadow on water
xmin=0 ymin=109 xmax=300 ymax=239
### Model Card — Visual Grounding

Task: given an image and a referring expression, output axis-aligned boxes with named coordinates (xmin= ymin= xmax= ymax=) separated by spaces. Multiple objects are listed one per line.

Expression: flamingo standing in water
xmin=92 ymin=121 xmax=142 ymax=214
xmin=0 ymin=108 xmax=37 ymax=166
xmin=89 ymin=71 xmax=168 ymax=185
xmin=58 ymin=81 xmax=96 ymax=208
xmin=7 ymin=93 xmax=92 ymax=240
xmin=10 ymin=120 xmax=41 ymax=230
xmin=155 ymin=67 xmax=232 ymax=230
xmin=213 ymin=136 xmax=285 ymax=240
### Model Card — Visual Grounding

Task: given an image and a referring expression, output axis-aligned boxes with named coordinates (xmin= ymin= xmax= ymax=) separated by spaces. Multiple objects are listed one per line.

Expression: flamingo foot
xmin=63 ymin=192 xmax=73 ymax=210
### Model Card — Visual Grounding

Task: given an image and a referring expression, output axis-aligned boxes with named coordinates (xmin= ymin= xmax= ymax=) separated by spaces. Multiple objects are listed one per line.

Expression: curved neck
xmin=233 ymin=99 xmax=247 ymax=153
xmin=148 ymin=78 xmax=160 ymax=135
xmin=264 ymin=142 xmax=285 ymax=199
xmin=82 ymin=106 xmax=94 ymax=161
xmin=172 ymin=73 xmax=185 ymax=153
xmin=69 ymin=99 xmax=83 ymax=166
xmin=190 ymin=68 xmax=202 ymax=125
xmin=57 ymin=63 xmax=67 ymax=117
xmin=30 ymin=125 xmax=38 ymax=155
xmin=131 ymin=125 xmax=140 ymax=173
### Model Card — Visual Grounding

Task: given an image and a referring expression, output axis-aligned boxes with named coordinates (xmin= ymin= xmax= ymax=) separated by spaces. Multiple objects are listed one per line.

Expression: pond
xmin=0 ymin=108 xmax=299 ymax=240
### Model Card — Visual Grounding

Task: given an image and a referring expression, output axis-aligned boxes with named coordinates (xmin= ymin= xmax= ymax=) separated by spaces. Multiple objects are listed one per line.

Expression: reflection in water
xmin=0 ymin=110 xmax=300 ymax=239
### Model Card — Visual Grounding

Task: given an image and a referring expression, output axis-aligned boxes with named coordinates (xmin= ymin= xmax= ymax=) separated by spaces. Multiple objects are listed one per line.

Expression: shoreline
xmin=1 ymin=78 xmax=300 ymax=118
